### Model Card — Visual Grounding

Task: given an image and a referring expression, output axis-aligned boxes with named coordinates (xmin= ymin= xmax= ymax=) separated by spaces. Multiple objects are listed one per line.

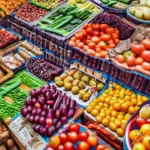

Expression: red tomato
xmin=49 ymin=136 xmax=60 ymax=149
xmin=83 ymin=23 xmax=88 ymax=29
xmin=100 ymin=34 xmax=111 ymax=42
xmin=79 ymin=132 xmax=89 ymax=141
xmin=88 ymin=42 xmax=96 ymax=50
xmin=100 ymin=51 xmax=107 ymax=58
xmin=93 ymin=31 xmax=100 ymax=36
xmin=87 ymin=35 xmax=92 ymax=40
xmin=106 ymin=28 xmax=114 ymax=34
xmin=109 ymin=43 xmax=116 ymax=48
xmin=100 ymin=24 xmax=108 ymax=30
xmin=78 ymin=42 xmax=84 ymax=49
xmin=92 ymin=23 xmax=100 ymax=30
xmin=114 ymin=39 xmax=120 ymax=44
xmin=100 ymin=31 xmax=105 ymax=36
xmin=87 ymin=136 xmax=99 ymax=147
xmin=70 ymin=37 xmax=76 ymax=42
xmin=57 ymin=145 xmax=65 ymax=150
xmin=136 ymin=118 xmax=148 ymax=128
xmin=116 ymin=54 xmax=125 ymax=63
xmin=142 ymin=50 xmax=150 ymax=62
xmin=114 ymin=28 xmax=120 ymax=35
xmin=142 ymin=39 xmax=150 ymax=50
xmin=59 ymin=133 xmax=68 ymax=144
xmin=95 ymin=145 xmax=106 ymax=150
xmin=86 ymin=27 xmax=93 ymax=34
xmin=86 ymin=40 xmax=91 ymax=45
xmin=95 ymin=47 xmax=101 ymax=53
xmin=68 ymin=41 xmax=75 ymax=46
xmin=91 ymin=36 xmax=100 ymax=44
xmin=98 ymin=41 xmax=107 ymax=50
xmin=126 ymin=56 xmax=136 ymax=67
xmin=107 ymin=39 xmax=114 ymax=44
xmin=83 ymin=45 xmax=89 ymax=52
xmin=87 ymin=49 xmax=96 ymax=56
xmin=69 ymin=124 xmax=80 ymax=133
xmin=77 ymin=142 xmax=90 ymax=150
xmin=64 ymin=142 xmax=75 ymax=150
xmin=79 ymin=29 xmax=87 ymax=36
xmin=112 ymin=33 xmax=119 ymax=39
xmin=67 ymin=132 xmax=79 ymax=143
xmin=95 ymin=53 xmax=101 ymax=57
xmin=35 ymin=103 xmax=41 ymax=109
xmin=135 ymin=57 xmax=144 ymax=65
xmin=75 ymin=32 xmax=84 ymax=40
xmin=142 ymin=62 xmax=150 ymax=71
xmin=131 ymin=43 xmax=145 ymax=56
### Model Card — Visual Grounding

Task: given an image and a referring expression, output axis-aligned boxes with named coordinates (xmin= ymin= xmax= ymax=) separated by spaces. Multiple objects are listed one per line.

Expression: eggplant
xmin=67 ymin=109 xmax=75 ymax=118
xmin=48 ymin=125 xmax=55 ymax=137
xmin=20 ymin=106 xmax=28 ymax=117
xmin=70 ymin=100 xmax=76 ymax=109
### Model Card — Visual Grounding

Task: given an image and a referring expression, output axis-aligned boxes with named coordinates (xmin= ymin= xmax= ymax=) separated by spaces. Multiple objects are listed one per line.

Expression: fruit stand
xmin=0 ymin=0 xmax=150 ymax=150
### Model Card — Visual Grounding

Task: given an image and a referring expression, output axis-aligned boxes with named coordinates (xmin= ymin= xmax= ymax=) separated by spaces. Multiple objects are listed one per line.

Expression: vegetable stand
xmin=1 ymin=0 xmax=150 ymax=150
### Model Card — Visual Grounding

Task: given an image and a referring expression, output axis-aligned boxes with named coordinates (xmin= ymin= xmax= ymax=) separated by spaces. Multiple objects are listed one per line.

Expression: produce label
xmin=9 ymin=114 xmax=47 ymax=150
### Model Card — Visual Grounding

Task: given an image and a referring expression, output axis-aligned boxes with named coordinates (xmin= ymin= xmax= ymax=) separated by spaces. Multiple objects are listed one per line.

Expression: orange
xmin=131 ymin=98 xmax=137 ymax=106
xmin=111 ymin=111 xmax=118 ymax=118
xmin=116 ymin=128 xmax=124 ymax=137
xmin=125 ymin=95 xmax=131 ymax=101
xmin=143 ymin=135 xmax=150 ymax=150
xmin=49 ymin=136 xmax=60 ymax=149
xmin=117 ymin=114 xmax=124 ymax=120
xmin=121 ymin=103 xmax=129 ymax=112
xmin=86 ymin=106 xmax=93 ymax=113
xmin=129 ymin=130 xmax=141 ymax=141
xmin=133 ymin=142 xmax=146 ymax=150
xmin=96 ymin=115 xmax=103 ymax=124
xmin=91 ymin=109 xmax=99 ymax=117
xmin=109 ymin=122 xmax=117 ymax=131
xmin=137 ymin=101 xmax=143 ymax=107
xmin=98 ymin=96 xmax=105 ymax=102
xmin=124 ymin=114 xmax=131 ymax=121
xmin=102 ymin=118 xmax=109 ymax=127
xmin=114 ymin=119 xmax=122 ymax=127
xmin=128 ymin=106 xmax=136 ymax=115
xmin=113 ymin=103 xmax=121 ymax=111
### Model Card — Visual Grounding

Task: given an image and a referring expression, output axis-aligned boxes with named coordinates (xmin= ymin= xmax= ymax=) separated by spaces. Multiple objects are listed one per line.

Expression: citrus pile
xmin=86 ymin=82 xmax=149 ymax=137
xmin=0 ymin=0 xmax=26 ymax=17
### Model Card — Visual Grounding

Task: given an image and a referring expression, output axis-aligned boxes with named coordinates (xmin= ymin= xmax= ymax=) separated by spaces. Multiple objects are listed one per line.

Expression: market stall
xmin=0 ymin=0 xmax=150 ymax=150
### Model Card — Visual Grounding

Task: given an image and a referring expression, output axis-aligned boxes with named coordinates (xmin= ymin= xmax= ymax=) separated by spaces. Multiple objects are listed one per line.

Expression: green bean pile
xmin=0 ymin=88 xmax=29 ymax=121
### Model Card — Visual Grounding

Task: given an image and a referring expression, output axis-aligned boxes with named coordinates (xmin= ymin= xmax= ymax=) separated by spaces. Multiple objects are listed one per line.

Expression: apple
xmin=136 ymin=118 xmax=147 ymax=128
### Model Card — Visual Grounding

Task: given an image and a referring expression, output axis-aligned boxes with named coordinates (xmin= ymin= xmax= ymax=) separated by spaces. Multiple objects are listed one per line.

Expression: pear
xmin=139 ymin=105 xmax=150 ymax=119
xmin=135 ymin=8 xmax=144 ymax=20
xmin=89 ymin=80 xmax=96 ymax=86
xmin=97 ymin=83 xmax=104 ymax=91
xmin=140 ymin=0 xmax=147 ymax=5
xmin=64 ymin=82 xmax=72 ymax=91
xmin=141 ymin=6 xmax=150 ymax=20
xmin=64 ymin=76 xmax=74 ymax=82
xmin=55 ymin=80 xmax=64 ymax=87
xmin=79 ymin=90 xmax=86 ymax=99
xmin=72 ymin=79 xmax=80 ymax=86
xmin=146 ymin=0 xmax=150 ymax=7
xmin=73 ymin=71 xmax=83 ymax=80
xmin=81 ymin=76 xmax=90 ymax=83
xmin=71 ymin=86 xmax=80 ymax=95
xmin=129 ymin=6 xmax=137 ymax=15
xmin=78 ymin=81 xmax=85 ymax=89
xmin=54 ymin=77 xmax=62 ymax=82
